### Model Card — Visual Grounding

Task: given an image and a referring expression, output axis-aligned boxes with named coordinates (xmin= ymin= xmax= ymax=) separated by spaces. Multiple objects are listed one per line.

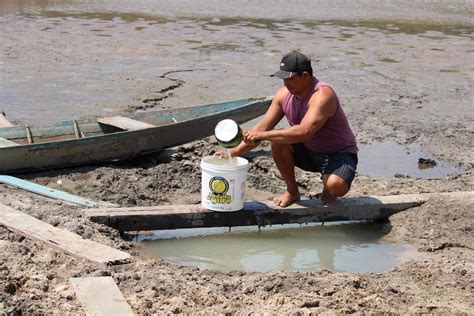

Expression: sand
xmin=1 ymin=5 xmax=473 ymax=314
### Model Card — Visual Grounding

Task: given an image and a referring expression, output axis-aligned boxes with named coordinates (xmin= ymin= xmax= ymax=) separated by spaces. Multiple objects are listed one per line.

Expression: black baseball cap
xmin=271 ymin=51 xmax=312 ymax=79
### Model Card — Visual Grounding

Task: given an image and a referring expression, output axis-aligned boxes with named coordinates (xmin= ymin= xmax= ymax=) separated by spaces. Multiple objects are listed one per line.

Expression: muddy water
xmin=358 ymin=141 xmax=462 ymax=178
xmin=139 ymin=222 xmax=421 ymax=273
xmin=2 ymin=0 xmax=473 ymax=23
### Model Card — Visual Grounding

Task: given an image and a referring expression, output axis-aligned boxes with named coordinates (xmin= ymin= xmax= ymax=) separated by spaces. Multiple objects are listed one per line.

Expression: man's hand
xmin=242 ymin=130 xmax=264 ymax=145
xmin=214 ymin=149 xmax=231 ymax=159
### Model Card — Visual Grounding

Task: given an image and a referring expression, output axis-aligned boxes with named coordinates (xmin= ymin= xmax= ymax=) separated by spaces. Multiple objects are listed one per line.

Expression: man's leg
xmin=321 ymin=174 xmax=350 ymax=205
xmin=319 ymin=152 xmax=357 ymax=205
xmin=271 ymin=142 xmax=301 ymax=207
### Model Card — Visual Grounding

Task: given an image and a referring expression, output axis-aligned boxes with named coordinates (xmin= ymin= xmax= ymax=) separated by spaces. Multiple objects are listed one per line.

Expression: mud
xmin=1 ymin=136 xmax=473 ymax=314
xmin=1 ymin=3 xmax=474 ymax=315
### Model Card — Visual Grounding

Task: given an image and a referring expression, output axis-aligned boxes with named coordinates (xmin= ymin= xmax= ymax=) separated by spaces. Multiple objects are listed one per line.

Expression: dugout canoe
xmin=0 ymin=97 xmax=271 ymax=174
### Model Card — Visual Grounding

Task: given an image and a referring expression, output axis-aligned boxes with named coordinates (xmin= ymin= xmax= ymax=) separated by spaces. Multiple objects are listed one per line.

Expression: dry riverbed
xmin=1 ymin=6 xmax=473 ymax=314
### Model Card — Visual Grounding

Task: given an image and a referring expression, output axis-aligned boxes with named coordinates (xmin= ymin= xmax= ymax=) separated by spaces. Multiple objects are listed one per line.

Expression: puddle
xmin=138 ymin=222 xmax=420 ymax=273
xmin=357 ymin=141 xmax=462 ymax=178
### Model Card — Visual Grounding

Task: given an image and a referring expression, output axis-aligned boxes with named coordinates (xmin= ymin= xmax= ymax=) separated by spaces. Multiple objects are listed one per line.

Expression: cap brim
xmin=271 ymin=70 xmax=293 ymax=79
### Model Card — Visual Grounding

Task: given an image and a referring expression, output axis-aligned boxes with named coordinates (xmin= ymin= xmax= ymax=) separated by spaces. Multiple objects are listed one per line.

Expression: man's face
xmin=283 ymin=72 xmax=308 ymax=95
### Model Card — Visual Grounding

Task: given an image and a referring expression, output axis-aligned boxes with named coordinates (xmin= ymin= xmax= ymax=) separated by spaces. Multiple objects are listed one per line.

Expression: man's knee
xmin=271 ymin=142 xmax=293 ymax=154
xmin=325 ymin=174 xmax=350 ymax=197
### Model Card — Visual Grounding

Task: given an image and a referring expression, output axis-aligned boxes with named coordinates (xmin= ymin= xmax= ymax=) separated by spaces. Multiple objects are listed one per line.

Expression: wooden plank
xmin=0 ymin=175 xmax=118 ymax=208
xmin=82 ymin=192 xmax=445 ymax=231
xmin=85 ymin=196 xmax=422 ymax=231
xmin=85 ymin=191 xmax=474 ymax=231
xmin=0 ymin=137 xmax=19 ymax=148
xmin=97 ymin=116 xmax=156 ymax=131
xmin=70 ymin=277 xmax=134 ymax=316
xmin=0 ymin=111 xmax=14 ymax=127
xmin=0 ymin=203 xmax=131 ymax=264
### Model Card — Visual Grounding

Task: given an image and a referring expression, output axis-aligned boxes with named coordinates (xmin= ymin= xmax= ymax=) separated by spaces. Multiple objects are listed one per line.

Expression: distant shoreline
xmin=1 ymin=0 xmax=473 ymax=25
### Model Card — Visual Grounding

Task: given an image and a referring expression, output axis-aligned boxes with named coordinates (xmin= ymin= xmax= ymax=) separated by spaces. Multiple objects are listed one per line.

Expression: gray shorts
xmin=292 ymin=143 xmax=358 ymax=187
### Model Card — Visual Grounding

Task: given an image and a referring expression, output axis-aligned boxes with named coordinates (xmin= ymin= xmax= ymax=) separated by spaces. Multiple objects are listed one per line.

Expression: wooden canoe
xmin=0 ymin=97 xmax=271 ymax=174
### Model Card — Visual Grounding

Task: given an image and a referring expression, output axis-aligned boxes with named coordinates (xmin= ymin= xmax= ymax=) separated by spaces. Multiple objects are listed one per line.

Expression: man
xmin=225 ymin=51 xmax=358 ymax=207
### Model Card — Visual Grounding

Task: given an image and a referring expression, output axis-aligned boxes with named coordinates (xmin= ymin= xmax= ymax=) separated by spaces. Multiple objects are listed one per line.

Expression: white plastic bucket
xmin=201 ymin=155 xmax=251 ymax=211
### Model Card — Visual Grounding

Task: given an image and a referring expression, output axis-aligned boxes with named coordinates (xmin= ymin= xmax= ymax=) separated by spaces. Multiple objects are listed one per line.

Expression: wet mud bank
xmin=1 ymin=4 xmax=473 ymax=314
xmin=1 ymin=138 xmax=473 ymax=314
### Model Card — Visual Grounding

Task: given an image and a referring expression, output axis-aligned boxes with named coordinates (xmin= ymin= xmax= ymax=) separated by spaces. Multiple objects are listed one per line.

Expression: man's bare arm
xmin=229 ymin=87 xmax=287 ymax=156
xmin=243 ymin=86 xmax=337 ymax=144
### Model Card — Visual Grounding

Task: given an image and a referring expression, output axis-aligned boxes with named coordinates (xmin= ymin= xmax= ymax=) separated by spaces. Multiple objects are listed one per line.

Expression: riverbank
xmin=1 ymin=3 xmax=473 ymax=314
xmin=1 ymin=144 xmax=473 ymax=313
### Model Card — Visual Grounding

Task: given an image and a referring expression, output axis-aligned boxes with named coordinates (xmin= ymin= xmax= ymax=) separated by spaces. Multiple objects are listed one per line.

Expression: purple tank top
xmin=282 ymin=79 xmax=358 ymax=154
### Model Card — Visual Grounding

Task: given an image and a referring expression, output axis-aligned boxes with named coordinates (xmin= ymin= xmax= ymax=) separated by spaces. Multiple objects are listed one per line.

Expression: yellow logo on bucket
xmin=208 ymin=177 xmax=232 ymax=204
xmin=209 ymin=177 xmax=229 ymax=194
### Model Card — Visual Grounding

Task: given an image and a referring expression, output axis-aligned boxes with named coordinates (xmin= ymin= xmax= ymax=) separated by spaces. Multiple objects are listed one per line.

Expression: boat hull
xmin=0 ymin=98 xmax=271 ymax=174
